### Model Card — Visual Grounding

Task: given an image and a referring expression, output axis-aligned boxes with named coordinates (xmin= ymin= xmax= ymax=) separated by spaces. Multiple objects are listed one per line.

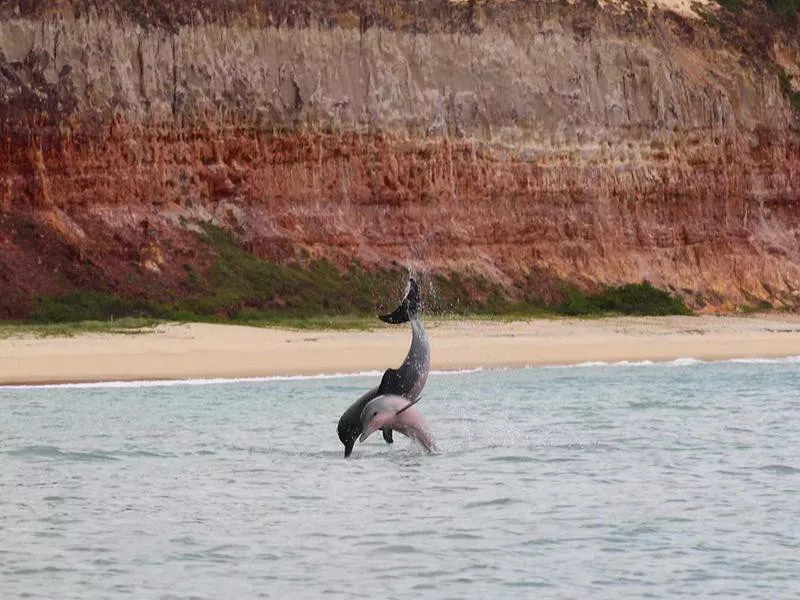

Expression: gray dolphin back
xmin=377 ymin=277 xmax=430 ymax=400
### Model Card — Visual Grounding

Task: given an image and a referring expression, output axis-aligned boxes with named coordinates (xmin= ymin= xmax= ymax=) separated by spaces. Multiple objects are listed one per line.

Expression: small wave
xmin=725 ymin=426 xmax=754 ymax=433
xmin=41 ymin=495 xmax=87 ymax=503
xmin=543 ymin=359 xmax=658 ymax=369
xmin=669 ymin=357 xmax=705 ymax=366
xmin=111 ymin=449 xmax=176 ymax=459
xmin=11 ymin=566 xmax=77 ymax=575
xmin=627 ymin=399 xmax=666 ymax=409
xmin=565 ymin=360 xmax=656 ymax=368
xmin=545 ymin=356 xmax=800 ymax=370
xmin=5 ymin=445 xmax=119 ymax=462
xmin=390 ymin=529 xmax=439 ymax=538
xmin=464 ymin=497 xmax=517 ymax=509
xmin=431 ymin=368 xmax=484 ymax=376
xmin=6 ymin=446 xmax=174 ymax=461
xmin=375 ymin=544 xmax=420 ymax=554
xmin=504 ymin=580 xmax=553 ymax=588
xmin=757 ymin=464 xmax=800 ymax=475
xmin=443 ymin=532 xmax=482 ymax=540
xmin=487 ymin=455 xmax=537 ymax=464
xmin=728 ymin=356 xmax=800 ymax=364
xmin=412 ymin=583 xmax=439 ymax=591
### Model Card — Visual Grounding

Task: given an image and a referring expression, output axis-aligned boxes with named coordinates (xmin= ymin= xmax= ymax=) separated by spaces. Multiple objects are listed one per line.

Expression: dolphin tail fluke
xmin=379 ymin=303 xmax=410 ymax=324
xmin=379 ymin=277 xmax=420 ymax=323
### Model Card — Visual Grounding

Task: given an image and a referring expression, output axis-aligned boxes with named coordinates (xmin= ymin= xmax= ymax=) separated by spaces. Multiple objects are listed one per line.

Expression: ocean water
xmin=1 ymin=359 xmax=799 ymax=599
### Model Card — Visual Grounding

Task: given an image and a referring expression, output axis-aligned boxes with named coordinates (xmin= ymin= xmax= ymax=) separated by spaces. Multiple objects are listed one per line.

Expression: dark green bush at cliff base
xmin=554 ymin=283 xmax=692 ymax=317
xmin=766 ymin=0 xmax=799 ymax=18
xmin=30 ymin=292 xmax=171 ymax=323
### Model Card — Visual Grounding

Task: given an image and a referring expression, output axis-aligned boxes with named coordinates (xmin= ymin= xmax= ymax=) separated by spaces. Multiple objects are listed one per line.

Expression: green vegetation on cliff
xmin=20 ymin=224 xmax=692 ymax=328
xmin=766 ymin=0 xmax=800 ymax=18
xmin=554 ymin=283 xmax=692 ymax=317
xmin=714 ymin=0 xmax=799 ymax=19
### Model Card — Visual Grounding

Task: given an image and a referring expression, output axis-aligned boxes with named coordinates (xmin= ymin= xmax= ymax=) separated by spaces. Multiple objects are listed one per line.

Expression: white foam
xmin=0 ymin=371 xmax=385 ymax=391
xmin=668 ymin=357 xmax=705 ymax=366
xmin=430 ymin=368 xmax=484 ymax=377
xmin=547 ymin=359 xmax=656 ymax=369
xmin=0 ymin=367 xmax=489 ymax=391
xmin=544 ymin=356 xmax=800 ymax=369
xmin=727 ymin=356 xmax=800 ymax=364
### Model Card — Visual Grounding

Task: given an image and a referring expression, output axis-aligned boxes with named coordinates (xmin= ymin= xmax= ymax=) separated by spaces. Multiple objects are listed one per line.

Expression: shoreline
xmin=4 ymin=355 xmax=800 ymax=389
xmin=2 ymin=314 xmax=800 ymax=387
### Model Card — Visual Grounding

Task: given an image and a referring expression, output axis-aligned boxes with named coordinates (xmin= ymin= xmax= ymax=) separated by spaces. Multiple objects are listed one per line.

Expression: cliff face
xmin=1 ymin=0 xmax=799 ymax=316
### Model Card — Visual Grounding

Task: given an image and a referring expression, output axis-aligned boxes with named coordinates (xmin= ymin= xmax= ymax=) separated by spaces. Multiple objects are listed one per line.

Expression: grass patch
xmin=228 ymin=315 xmax=379 ymax=331
xmin=0 ymin=317 xmax=161 ymax=339
xmin=30 ymin=291 xmax=172 ymax=323
xmin=554 ymin=283 xmax=692 ymax=317
xmin=737 ymin=299 xmax=774 ymax=313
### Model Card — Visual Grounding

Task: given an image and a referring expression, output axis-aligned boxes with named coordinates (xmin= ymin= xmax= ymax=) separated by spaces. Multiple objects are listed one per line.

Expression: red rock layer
xmin=2 ymin=123 xmax=799 ymax=316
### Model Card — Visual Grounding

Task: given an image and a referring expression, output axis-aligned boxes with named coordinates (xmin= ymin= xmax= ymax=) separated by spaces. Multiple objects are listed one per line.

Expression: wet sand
xmin=1 ymin=314 xmax=800 ymax=386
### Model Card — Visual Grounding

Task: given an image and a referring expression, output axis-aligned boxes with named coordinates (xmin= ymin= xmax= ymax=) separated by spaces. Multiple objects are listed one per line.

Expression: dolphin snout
xmin=359 ymin=424 xmax=378 ymax=443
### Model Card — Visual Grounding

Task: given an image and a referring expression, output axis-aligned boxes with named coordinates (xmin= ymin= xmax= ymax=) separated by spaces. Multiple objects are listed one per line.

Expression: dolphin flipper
xmin=382 ymin=428 xmax=394 ymax=444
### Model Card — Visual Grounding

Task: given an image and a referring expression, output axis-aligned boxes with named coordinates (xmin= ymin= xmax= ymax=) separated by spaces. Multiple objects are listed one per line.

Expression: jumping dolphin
xmin=336 ymin=277 xmax=430 ymax=457
xmin=359 ymin=394 xmax=436 ymax=454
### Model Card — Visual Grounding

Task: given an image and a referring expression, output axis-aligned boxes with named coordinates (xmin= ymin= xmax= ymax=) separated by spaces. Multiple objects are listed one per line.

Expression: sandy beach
xmin=0 ymin=314 xmax=799 ymax=386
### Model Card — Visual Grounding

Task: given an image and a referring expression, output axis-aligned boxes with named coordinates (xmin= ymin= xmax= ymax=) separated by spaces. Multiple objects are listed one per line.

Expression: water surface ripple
xmin=2 ymin=360 xmax=799 ymax=599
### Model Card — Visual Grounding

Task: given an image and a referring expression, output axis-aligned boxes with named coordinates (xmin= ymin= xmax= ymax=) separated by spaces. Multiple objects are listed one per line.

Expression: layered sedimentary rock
xmin=1 ymin=0 xmax=799 ymax=316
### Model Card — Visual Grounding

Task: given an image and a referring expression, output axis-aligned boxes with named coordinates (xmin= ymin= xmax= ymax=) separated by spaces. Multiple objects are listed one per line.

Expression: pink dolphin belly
xmin=391 ymin=406 xmax=436 ymax=453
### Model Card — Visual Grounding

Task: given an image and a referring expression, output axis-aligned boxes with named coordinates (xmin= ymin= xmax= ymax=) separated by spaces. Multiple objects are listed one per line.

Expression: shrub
xmin=555 ymin=283 xmax=691 ymax=316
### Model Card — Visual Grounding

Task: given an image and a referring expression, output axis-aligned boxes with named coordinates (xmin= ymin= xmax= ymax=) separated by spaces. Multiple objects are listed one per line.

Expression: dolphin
xmin=336 ymin=277 xmax=431 ymax=457
xmin=359 ymin=394 xmax=436 ymax=454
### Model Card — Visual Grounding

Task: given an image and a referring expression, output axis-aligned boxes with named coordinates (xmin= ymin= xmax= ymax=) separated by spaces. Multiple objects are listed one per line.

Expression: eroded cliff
xmin=1 ymin=0 xmax=799 ymax=317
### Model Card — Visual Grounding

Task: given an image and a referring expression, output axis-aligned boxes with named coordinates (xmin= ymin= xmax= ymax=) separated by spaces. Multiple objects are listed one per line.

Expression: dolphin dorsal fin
xmin=377 ymin=368 xmax=401 ymax=395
